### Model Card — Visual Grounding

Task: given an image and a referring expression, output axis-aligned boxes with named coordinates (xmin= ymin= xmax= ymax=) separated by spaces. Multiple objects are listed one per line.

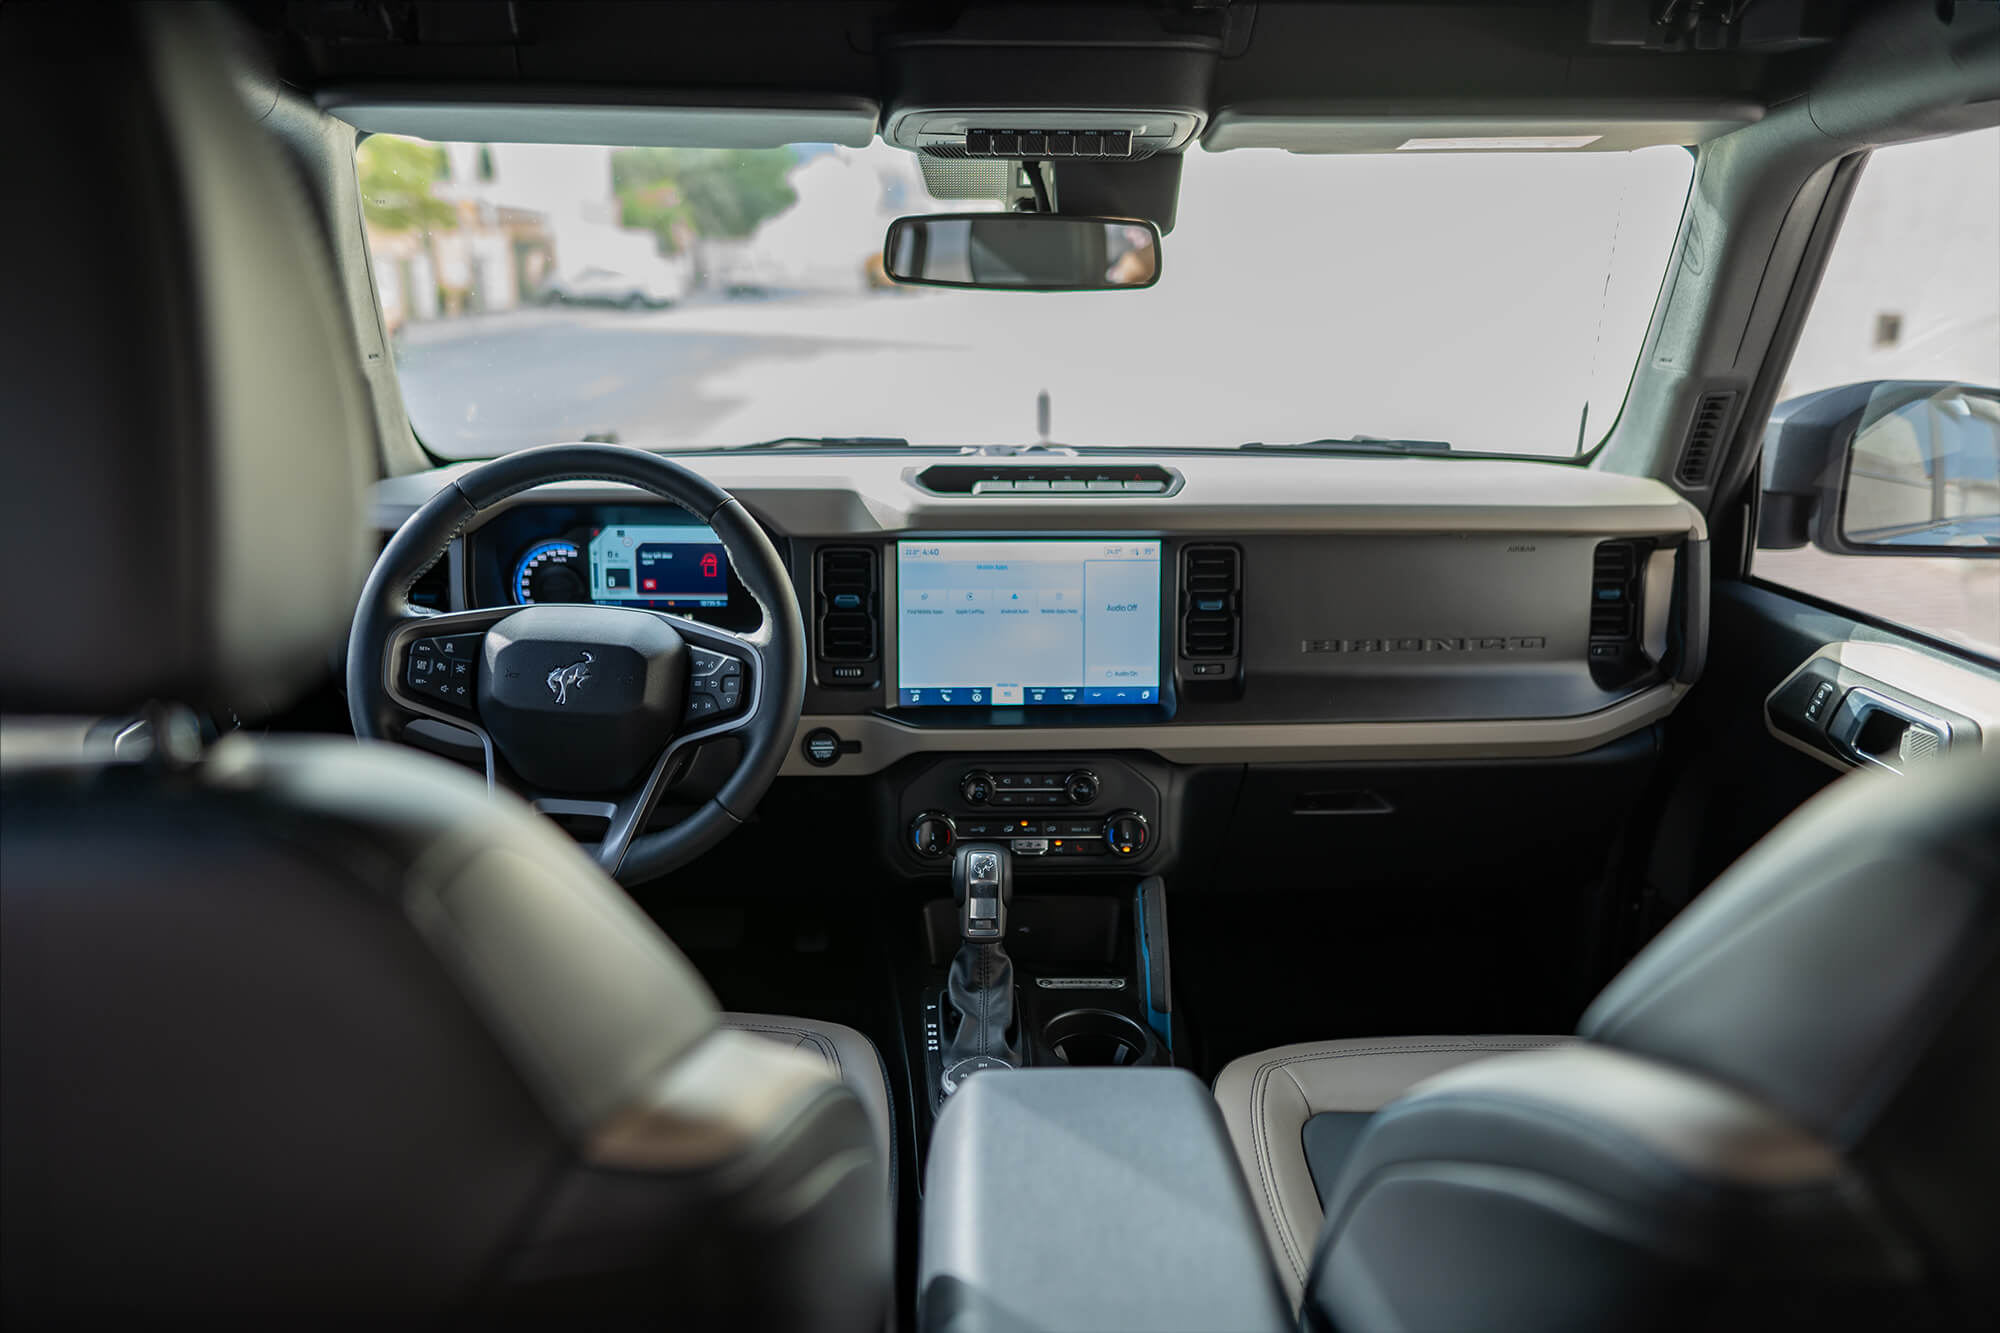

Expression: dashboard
xmin=375 ymin=449 xmax=1712 ymax=872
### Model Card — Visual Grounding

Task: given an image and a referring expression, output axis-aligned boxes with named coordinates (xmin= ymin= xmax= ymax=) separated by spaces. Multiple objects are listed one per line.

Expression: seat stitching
xmin=719 ymin=1021 xmax=843 ymax=1076
xmin=1251 ymin=1062 xmax=1310 ymax=1283
xmin=1243 ymin=1040 xmax=1567 ymax=1286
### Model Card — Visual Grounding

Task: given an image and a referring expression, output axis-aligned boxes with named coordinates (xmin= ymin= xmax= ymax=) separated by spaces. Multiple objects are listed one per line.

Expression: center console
xmin=920 ymin=1068 xmax=1292 ymax=1333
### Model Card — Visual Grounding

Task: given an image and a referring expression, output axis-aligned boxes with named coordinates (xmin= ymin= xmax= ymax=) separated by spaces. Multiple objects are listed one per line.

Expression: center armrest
xmin=919 ymin=1068 xmax=1294 ymax=1333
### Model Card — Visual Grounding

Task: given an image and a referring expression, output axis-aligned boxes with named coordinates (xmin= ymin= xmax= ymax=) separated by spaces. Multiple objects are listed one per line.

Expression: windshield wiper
xmin=1236 ymin=436 xmax=1452 ymax=455
xmin=721 ymin=435 xmax=912 ymax=451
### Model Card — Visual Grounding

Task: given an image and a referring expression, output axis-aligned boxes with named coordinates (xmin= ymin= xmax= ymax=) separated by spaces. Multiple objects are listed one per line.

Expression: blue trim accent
xmin=1135 ymin=882 xmax=1172 ymax=1053
xmin=512 ymin=539 xmax=580 ymax=605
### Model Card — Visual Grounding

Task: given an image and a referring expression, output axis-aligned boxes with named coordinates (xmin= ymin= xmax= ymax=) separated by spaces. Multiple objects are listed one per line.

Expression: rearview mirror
xmin=1758 ymin=381 xmax=2000 ymax=557
xmin=882 ymin=214 xmax=1160 ymax=292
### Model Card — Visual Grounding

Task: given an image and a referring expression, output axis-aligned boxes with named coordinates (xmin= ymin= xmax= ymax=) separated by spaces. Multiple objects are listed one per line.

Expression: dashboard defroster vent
xmin=815 ymin=546 xmax=879 ymax=687
xmin=1178 ymin=544 xmax=1242 ymax=689
xmin=1674 ymin=390 xmax=1736 ymax=487
xmin=914 ymin=464 xmax=1179 ymax=496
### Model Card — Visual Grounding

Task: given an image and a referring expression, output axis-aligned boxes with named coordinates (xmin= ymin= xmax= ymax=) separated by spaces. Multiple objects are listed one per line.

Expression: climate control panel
xmin=956 ymin=768 xmax=1100 ymax=808
xmin=895 ymin=758 xmax=1161 ymax=869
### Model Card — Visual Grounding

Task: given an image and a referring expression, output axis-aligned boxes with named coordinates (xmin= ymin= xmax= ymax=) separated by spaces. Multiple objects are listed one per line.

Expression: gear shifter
xmin=940 ymin=842 xmax=1021 ymax=1097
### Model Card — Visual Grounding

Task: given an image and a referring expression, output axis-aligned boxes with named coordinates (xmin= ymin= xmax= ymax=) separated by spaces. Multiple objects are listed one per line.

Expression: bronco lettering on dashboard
xmin=1300 ymin=637 xmax=1547 ymax=654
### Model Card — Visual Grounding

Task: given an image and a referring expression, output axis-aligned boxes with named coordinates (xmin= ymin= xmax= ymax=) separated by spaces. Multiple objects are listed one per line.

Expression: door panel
xmin=1640 ymin=578 xmax=2000 ymax=929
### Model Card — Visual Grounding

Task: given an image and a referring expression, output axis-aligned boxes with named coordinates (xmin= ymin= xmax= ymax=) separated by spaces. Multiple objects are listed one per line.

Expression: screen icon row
xmin=898 ymin=686 xmax=1155 ymax=706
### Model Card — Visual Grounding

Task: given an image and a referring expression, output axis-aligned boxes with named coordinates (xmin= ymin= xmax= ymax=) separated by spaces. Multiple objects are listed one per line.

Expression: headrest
xmin=0 ymin=4 xmax=375 ymax=721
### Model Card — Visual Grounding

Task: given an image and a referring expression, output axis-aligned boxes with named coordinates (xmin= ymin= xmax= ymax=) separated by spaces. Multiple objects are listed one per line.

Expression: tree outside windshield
xmin=356 ymin=137 xmax=1693 ymax=458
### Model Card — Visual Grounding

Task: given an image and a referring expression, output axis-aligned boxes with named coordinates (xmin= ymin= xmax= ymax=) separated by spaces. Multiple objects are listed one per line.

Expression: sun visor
xmin=318 ymin=87 xmax=879 ymax=148
xmin=1204 ymin=101 xmax=1763 ymax=154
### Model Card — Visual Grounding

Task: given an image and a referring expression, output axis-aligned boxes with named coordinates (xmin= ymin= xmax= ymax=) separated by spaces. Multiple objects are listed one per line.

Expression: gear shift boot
xmin=940 ymin=843 xmax=1022 ymax=1095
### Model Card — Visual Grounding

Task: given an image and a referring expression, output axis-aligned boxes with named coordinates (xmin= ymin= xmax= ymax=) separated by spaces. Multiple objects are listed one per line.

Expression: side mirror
xmin=1757 ymin=381 xmax=2000 ymax=557
xmin=882 ymin=214 xmax=1161 ymax=292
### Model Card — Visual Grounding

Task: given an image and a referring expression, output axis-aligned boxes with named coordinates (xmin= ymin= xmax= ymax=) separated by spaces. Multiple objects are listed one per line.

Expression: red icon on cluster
xmin=700 ymin=552 xmax=719 ymax=578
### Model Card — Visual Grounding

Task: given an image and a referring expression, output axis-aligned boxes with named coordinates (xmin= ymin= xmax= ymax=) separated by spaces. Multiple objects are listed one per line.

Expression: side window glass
xmin=1752 ymin=128 xmax=2000 ymax=660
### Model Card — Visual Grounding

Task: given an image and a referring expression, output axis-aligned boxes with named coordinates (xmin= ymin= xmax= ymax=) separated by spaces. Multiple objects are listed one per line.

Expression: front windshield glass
xmin=355 ymin=137 xmax=1693 ymax=458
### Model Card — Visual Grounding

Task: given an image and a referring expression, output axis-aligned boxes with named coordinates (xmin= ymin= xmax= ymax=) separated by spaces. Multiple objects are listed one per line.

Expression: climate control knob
xmin=959 ymin=770 xmax=995 ymax=805
xmin=911 ymin=811 xmax=957 ymax=859
xmin=1063 ymin=769 xmax=1099 ymax=805
xmin=1103 ymin=810 xmax=1150 ymax=858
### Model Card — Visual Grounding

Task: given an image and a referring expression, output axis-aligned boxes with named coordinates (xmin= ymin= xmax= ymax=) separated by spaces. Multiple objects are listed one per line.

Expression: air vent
xmin=1179 ymin=545 xmax=1242 ymax=683
xmin=915 ymin=464 xmax=1178 ymax=496
xmin=815 ymin=546 xmax=879 ymax=687
xmin=1674 ymin=390 xmax=1737 ymax=487
xmin=1590 ymin=541 xmax=1637 ymax=639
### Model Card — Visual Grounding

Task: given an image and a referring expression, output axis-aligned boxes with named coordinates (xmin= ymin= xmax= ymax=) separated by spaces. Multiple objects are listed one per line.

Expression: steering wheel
xmin=348 ymin=444 xmax=806 ymax=885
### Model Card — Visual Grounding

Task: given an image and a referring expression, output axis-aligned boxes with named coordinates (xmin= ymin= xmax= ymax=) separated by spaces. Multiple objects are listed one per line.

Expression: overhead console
xmin=877 ymin=6 xmax=1218 ymax=162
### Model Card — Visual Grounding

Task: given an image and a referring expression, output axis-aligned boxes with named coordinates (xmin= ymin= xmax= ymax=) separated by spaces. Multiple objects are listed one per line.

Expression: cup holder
xmin=1042 ymin=1009 xmax=1152 ymax=1067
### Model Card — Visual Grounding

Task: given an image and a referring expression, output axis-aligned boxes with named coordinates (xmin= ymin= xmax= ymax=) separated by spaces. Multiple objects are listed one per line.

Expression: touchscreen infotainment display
xmin=896 ymin=539 xmax=1161 ymax=707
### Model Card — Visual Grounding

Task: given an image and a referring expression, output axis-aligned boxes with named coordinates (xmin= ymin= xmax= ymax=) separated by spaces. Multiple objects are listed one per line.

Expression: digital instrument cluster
xmin=468 ymin=504 xmax=759 ymax=632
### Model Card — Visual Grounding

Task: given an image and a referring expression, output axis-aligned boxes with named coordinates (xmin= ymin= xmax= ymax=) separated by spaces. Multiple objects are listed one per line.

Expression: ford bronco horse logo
xmin=546 ymin=652 xmax=593 ymax=705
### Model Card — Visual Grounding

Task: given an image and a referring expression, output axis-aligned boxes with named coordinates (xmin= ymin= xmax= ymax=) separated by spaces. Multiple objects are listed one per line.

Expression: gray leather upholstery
xmin=720 ymin=1011 xmax=898 ymax=1206
xmin=2 ymin=741 xmax=890 ymax=1324
xmin=0 ymin=6 xmax=894 ymax=1324
xmin=1213 ymin=1035 xmax=1569 ymax=1309
xmin=921 ymin=1069 xmax=1293 ymax=1333
xmin=0 ymin=3 xmax=373 ymax=721
xmin=1219 ymin=751 xmax=2000 ymax=1333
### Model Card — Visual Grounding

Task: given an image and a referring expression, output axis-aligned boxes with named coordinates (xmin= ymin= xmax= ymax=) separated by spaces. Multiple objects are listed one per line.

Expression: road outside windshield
xmin=356 ymin=138 xmax=1693 ymax=458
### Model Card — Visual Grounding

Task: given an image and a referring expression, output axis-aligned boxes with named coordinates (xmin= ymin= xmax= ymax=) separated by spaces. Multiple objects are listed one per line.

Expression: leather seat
xmin=1215 ymin=1035 xmax=1571 ymax=1307
xmin=721 ymin=1012 xmax=899 ymax=1204
xmin=0 ymin=7 xmax=891 ymax=1326
xmin=1217 ymin=752 xmax=2000 ymax=1332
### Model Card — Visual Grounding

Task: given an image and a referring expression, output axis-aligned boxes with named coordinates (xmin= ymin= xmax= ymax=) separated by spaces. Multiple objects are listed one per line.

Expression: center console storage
xmin=919 ymin=1068 xmax=1293 ymax=1333
xmin=916 ymin=870 xmax=1175 ymax=1115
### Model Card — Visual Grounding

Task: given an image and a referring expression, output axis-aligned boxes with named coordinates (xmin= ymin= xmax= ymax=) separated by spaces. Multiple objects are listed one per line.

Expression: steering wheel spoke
xmin=525 ymin=618 xmax=765 ymax=877
xmin=649 ymin=613 xmax=764 ymax=735
xmin=378 ymin=606 xmax=514 ymax=781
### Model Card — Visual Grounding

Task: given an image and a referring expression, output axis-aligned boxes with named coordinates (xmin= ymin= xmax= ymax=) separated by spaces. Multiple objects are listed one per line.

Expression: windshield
xmin=356 ymin=138 xmax=1693 ymax=459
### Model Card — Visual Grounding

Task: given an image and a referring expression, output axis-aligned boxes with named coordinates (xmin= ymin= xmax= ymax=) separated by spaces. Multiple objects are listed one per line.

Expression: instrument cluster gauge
xmin=512 ymin=539 xmax=587 ymax=605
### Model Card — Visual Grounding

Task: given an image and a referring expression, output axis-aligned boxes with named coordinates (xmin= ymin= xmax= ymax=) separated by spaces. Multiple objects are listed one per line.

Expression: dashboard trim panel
xmin=778 ymin=682 xmax=1687 ymax=776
